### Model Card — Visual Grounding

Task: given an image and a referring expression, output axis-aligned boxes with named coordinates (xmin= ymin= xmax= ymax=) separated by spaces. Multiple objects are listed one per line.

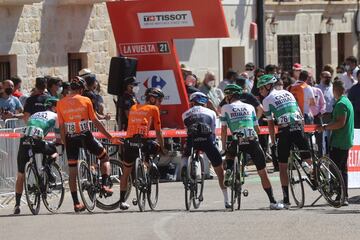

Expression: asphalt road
xmin=1 ymin=169 xmax=360 ymax=240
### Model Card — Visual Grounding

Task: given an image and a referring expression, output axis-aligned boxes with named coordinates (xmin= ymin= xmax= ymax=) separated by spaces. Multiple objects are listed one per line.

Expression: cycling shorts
xmin=17 ymin=137 xmax=57 ymax=173
xmin=277 ymin=125 xmax=311 ymax=163
xmin=122 ymin=139 xmax=160 ymax=164
xmin=226 ymin=139 xmax=266 ymax=171
xmin=183 ymin=134 xmax=222 ymax=168
xmin=65 ymin=131 xmax=105 ymax=166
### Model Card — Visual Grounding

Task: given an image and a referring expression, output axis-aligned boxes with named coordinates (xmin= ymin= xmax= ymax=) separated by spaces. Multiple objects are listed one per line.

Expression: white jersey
xmin=182 ymin=106 xmax=217 ymax=134
xmin=263 ymin=89 xmax=303 ymax=125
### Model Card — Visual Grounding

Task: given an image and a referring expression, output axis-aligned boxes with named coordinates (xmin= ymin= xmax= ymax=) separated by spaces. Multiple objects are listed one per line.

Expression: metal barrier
xmin=4 ymin=118 xmax=25 ymax=129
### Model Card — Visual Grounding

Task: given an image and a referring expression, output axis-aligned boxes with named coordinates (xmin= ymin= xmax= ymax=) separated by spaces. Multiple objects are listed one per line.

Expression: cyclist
xmin=258 ymin=74 xmax=313 ymax=209
xmin=220 ymin=84 xmax=283 ymax=210
xmin=57 ymin=76 xmax=119 ymax=212
xmin=119 ymin=87 xmax=166 ymax=210
xmin=13 ymin=97 xmax=61 ymax=215
xmin=182 ymin=92 xmax=229 ymax=208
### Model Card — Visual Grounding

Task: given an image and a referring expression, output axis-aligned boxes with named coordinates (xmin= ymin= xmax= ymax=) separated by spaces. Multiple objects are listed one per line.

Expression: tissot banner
xmin=107 ymin=0 xmax=229 ymax=128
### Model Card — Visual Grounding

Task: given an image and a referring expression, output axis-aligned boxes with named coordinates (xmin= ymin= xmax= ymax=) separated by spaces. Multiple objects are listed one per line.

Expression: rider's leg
xmin=14 ymin=139 xmax=30 ymax=210
xmin=277 ymin=130 xmax=292 ymax=204
xmin=120 ymin=162 xmax=133 ymax=202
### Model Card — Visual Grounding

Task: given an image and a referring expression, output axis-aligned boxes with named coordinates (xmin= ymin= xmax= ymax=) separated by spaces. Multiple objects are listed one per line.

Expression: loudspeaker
xmin=107 ymin=57 xmax=138 ymax=95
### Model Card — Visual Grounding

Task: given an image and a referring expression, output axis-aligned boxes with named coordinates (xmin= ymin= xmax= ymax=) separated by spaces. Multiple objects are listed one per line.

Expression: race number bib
xmin=79 ymin=120 xmax=90 ymax=132
xmin=235 ymin=128 xmax=257 ymax=139
xmin=65 ymin=122 xmax=76 ymax=134
xmin=24 ymin=126 xmax=44 ymax=138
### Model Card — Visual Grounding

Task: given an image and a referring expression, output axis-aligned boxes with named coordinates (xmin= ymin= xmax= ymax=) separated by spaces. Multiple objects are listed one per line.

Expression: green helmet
xmin=44 ymin=97 xmax=59 ymax=109
xmin=224 ymin=84 xmax=243 ymax=96
xmin=257 ymin=74 xmax=277 ymax=88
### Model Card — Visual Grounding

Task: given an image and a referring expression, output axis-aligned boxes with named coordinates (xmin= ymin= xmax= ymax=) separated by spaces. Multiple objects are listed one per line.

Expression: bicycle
xmin=77 ymin=138 xmax=132 ymax=212
xmin=24 ymin=137 xmax=65 ymax=215
xmin=129 ymin=135 xmax=160 ymax=212
xmin=288 ymin=131 xmax=346 ymax=208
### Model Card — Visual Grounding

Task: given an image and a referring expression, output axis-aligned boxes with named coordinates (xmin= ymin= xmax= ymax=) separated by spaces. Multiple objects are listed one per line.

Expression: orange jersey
xmin=57 ymin=94 xmax=96 ymax=134
xmin=126 ymin=104 xmax=161 ymax=138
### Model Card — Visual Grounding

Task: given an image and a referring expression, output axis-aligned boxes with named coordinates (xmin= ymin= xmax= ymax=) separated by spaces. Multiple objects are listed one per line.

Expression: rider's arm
xmin=267 ymin=119 xmax=276 ymax=145
xmin=153 ymin=107 xmax=165 ymax=152
xmin=256 ymin=104 xmax=264 ymax=120
xmin=156 ymin=130 xmax=165 ymax=152
xmin=87 ymin=98 xmax=112 ymax=140
xmin=221 ymin=125 xmax=227 ymax=151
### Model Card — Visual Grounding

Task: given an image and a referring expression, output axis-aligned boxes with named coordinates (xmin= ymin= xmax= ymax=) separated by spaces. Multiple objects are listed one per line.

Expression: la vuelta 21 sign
xmin=107 ymin=0 xmax=229 ymax=128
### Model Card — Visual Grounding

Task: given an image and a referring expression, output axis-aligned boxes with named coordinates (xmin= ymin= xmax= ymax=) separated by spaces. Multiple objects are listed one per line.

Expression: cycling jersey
xmin=24 ymin=110 xmax=59 ymax=139
xmin=220 ymin=100 xmax=258 ymax=138
xmin=182 ymin=106 xmax=216 ymax=134
xmin=57 ymin=94 xmax=96 ymax=135
xmin=263 ymin=89 xmax=303 ymax=125
xmin=126 ymin=104 xmax=161 ymax=138
xmin=288 ymin=81 xmax=314 ymax=116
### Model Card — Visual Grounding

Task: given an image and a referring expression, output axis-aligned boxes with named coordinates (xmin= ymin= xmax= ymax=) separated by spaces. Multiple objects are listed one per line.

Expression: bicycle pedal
xmin=198 ymin=196 xmax=204 ymax=202
xmin=132 ymin=198 xmax=138 ymax=206
xmin=243 ymin=189 xmax=249 ymax=197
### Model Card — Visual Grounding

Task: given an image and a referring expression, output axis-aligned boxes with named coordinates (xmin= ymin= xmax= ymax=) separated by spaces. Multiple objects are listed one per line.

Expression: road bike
xmin=24 ymin=137 xmax=65 ymax=215
xmin=288 ymin=132 xmax=345 ymax=208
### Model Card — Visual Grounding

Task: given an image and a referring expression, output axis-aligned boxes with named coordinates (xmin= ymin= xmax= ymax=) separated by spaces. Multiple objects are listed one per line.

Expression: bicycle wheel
xmin=184 ymin=157 xmax=192 ymax=211
xmin=134 ymin=157 xmax=146 ymax=212
xmin=288 ymin=156 xmax=305 ymax=208
xmin=236 ymin=158 xmax=243 ymax=210
xmin=147 ymin=164 xmax=159 ymax=210
xmin=230 ymin=158 xmax=237 ymax=211
xmin=316 ymin=156 xmax=345 ymax=208
xmin=24 ymin=162 xmax=41 ymax=215
xmin=192 ymin=155 xmax=205 ymax=209
xmin=96 ymin=159 xmax=132 ymax=210
xmin=77 ymin=160 xmax=96 ymax=212
xmin=42 ymin=162 xmax=65 ymax=213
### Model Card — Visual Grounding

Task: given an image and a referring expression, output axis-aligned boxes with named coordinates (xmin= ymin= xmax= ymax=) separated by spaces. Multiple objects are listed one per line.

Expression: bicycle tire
xmin=24 ymin=162 xmax=41 ymax=215
xmin=230 ymin=158 xmax=237 ymax=212
xmin=184 ymin=156 xmax=192 ymax=211
xmin=192 ymin=155 xmax=205 ymax=209
xmin=96 ymin=159 xmax=132 ymax=211
xmin=288 ymin=155 xmax=305 ymax=208
xmin=147 ymin=164 xmax=159 ymax=210
xmin=42 ymin=162 xmax=65 ymax=213
xmin=237 ymin=157 xmax=243 ymax=210
xmin=316 ymin=156 xmax=345 ymax=208
xmin=77 ymin=160 xmax=96 ymax=212
xmin=135 ymin=157 xmax=146 ymax=212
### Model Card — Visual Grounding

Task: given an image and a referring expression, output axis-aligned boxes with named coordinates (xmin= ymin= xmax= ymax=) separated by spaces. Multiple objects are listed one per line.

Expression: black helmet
xmin=70 ymin=76 xmax=86 ymax=90
xmin=145 ymin=87 xmax=164 ymax=99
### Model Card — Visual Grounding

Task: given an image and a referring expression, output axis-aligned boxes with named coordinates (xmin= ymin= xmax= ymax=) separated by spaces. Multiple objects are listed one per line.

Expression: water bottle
xmin=301 ymin=161 xmax=311 ymax=175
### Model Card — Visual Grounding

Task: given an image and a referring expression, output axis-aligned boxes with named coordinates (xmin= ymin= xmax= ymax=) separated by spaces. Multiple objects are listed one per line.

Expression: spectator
xmin=11 ymin=76 xmax=23 ymax=98
xmin=180 ymin=64 xmax=192 ymax=81
xmin=0 ymin=80 xmax=23 ymax=120
xmin=47 ymin=77 xmax=62 ymax=98
xmin=60 ymin=81 xmax=71 ymax=98
xmin=317 ymin=80 xmax=354 ymax=206
xmin=245 ymin=62 xmax=255 ymax=86
xmin=251 ymin=68 xmax=265 ymax=100
xmin=317 ymin=71 xmax=335 ymax=123
xmin=340 ymin=56 xmax=358 ymax=93
xmin=265 ymin=64 xmax=276 ymax=75
xmin=288 ymin=70 xmax=316 ymax=124
xmin=185 ymin=74 xmax=200 ymax=98
xmin=199 ymin=71 xmax=224 ymax=114
xmin=116 ymin=76 xmax=139 ymax=130
xmin=323 ymin=64 xmax=335 ymax=78
xmin=23 ymin=77 xmax=49 ymax=122
xmin=348 ymin=70 xmax=360 ymax=128
xmin=218 ymin=69 xmax=237 ymax=92
xmin=335 ymin=65 xmax=345 ymax=81
xmin=274 ymin=78 xmax=284 ymax=90
xmin=292 ymin=63 xmax=302 ymax=81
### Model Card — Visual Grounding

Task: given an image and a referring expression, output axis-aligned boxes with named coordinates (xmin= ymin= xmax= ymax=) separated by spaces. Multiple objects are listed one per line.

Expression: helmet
xmin=257 ymin=74 xmax=277 ymax=88
xmin=145 ymin=87 xmax=164 ymax=99
xmin=44 ymin=97 xmax=59 ymax=108
xmin=70 ymin=76 xmax=86 ymax=89
xmin=189 ymin=92 xmax=208 ymax=105
xmin=224 ymin=84 xmax=243 ymax=96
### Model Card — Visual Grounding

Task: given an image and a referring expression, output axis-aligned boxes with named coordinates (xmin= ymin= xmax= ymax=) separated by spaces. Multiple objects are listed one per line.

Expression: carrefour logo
xmin=138 ymin=11 xmax=194 ymax=29
xmin=143 ymin=74 xmax=167 ymax=89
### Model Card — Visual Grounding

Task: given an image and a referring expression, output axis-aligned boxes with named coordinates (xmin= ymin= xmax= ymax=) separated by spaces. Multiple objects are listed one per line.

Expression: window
xmin=0 ymin=55 xmax=17 ymax=81
xmin=277 ymin=35 xmax=300 ymax=71
xmin=68 ymin=53 xmax=88 ymax=81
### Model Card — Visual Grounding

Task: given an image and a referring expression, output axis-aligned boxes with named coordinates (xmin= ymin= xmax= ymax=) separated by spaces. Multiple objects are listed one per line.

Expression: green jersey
xmin=24 ymin=110 xmax=59 ymax=139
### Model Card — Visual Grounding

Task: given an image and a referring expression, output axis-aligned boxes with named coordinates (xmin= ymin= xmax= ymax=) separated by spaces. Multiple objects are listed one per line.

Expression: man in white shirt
xmin=340 ymin=56 xmax=358 ymax=93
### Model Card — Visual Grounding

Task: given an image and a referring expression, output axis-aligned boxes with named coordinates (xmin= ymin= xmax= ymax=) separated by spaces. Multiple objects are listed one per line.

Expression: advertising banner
xmin=349 ymin=129 xmax=360 ymax=188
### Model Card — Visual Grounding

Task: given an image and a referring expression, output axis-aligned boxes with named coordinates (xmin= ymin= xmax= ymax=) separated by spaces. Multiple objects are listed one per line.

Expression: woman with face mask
xmin=199 ymin=71 xmax=224 ymax=114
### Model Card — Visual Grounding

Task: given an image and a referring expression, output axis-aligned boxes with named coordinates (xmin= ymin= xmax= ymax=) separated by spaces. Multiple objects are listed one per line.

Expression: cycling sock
xmin=222 ymin=188 xmax=229 ymax=203
xmin=225 ymin=159 xmax=233 ymax=170
xmin=101 ymin=174 xmax=109 ymax=186
xmin=15 ymin=193 xmax=22 ymax=206
xmin=120 ymin=191 xmax=127 ymax=202
xmin=264 ymin=187 xmax=276 ymax=204
xmin=71 ymin=191 xmax=80 ymax=205
xmin=282 ymin=186 xmax=289 ymax=203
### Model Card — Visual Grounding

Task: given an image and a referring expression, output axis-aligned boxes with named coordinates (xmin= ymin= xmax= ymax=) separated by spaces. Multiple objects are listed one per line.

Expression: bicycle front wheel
xmin=24 ymin=162 xmax=41 ymax=215
xmin=147 ymin=164 xmax=159 ymax=210
xmin=236 ymin=159 xmax=243 ymax=210
xmin=77 ymin=160 xmax=96 ymax=212
xmin=316 ymin=156 xmax=345 ymax=208
xmin=42 ymin=162 xmax=65 ymax=213
xmin=192 ymin=155 xmax=205 ymax=209
xmin=135 ymin=158 xmax=146 ymax=212
xmin=288 ymin=157 xmax=305 ymax=208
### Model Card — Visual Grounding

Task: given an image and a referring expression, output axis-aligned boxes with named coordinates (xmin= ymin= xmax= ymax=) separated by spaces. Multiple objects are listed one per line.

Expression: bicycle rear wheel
xmin=184 ymin=157 xmax=192 ymax=211
xmin=288 ymin=156 xmax=305 ymax=208
xmin=316 ymin=156 xmax=345 ymax=208
xmin=24 ymin=162 xmax=41 ymax=215
xmin=135 ymin=157 xmax=146 ymax=212
xmin=192 ymin=155 xmax=204 ymax=209
xmin=236 ymin=158 xmax=243 ymax=210
xmin=230 ymin=158 xmax=237 ymax=211
xmin=147 ymin=164 xmax=159 ymax=210
xmin=96 ymin=159 xmax=132 ymax=210
xmin=77 ymin=160 xmax=96 ymax=212
xmin=42 ymin=162 xmax=65 ymax=213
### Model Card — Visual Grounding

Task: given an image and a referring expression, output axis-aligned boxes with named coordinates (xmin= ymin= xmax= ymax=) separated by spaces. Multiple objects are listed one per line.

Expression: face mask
xmin=345 ymin=65 xmax=351 ymax=71
xmin=56 ymin=87 xmax=63 ymax=95
xmin=246 ymin=71 xmax=254 ymax=79
xmin=207 ymin=80 xmax=215 ymax=88
xmin=5 ymin=88 xmax=13 ymax=95
xmin=132 ymin=86 xmax=140 ymax=94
